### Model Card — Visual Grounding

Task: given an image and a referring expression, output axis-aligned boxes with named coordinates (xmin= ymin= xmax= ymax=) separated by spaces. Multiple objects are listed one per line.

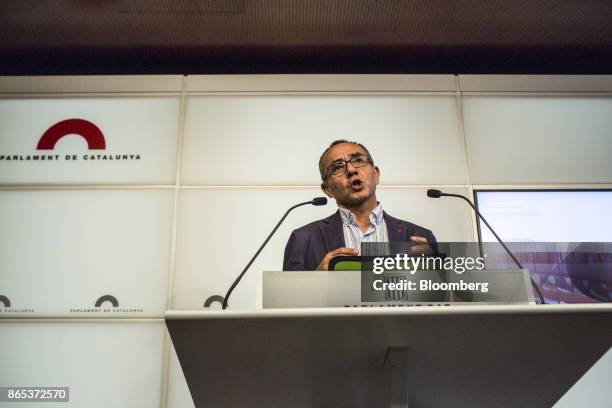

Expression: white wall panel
xmin=554 ymin=347 xmax=612 ymax=407
xmin=173 ymin=188 xmax=329 ymax=310
xmin=0 ymin=190 xmax=174 ymax=316
xmin=182 ymin=96 xmax=465 ymax=185
xmin=0 ymin=97 xmax=180 ymax=184
xmin=463 ymin=96 xmax=612 ymax=184
xmin=172 ymin=187 xmax=473 ymax=310
xmin=0 ymin=322 xmax=164 ymax=408
xmin=166 ymin=344 xmax=196 ymax=408
xmin=375 ymin=187 xmax=474 ymax=242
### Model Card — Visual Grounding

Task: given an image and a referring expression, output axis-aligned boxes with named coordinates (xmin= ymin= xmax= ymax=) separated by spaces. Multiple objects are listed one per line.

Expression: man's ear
xmin=321 ymin=182 xmax=333 ymax=197
xmin=373 ymin=165 xmax=381 ymax=184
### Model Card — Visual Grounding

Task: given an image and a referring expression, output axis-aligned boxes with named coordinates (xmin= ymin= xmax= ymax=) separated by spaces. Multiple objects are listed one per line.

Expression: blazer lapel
xmin=384 ymin=212 xmax=406 ymax=242
xmin=320 ymin=210 xmax=346 ymax=251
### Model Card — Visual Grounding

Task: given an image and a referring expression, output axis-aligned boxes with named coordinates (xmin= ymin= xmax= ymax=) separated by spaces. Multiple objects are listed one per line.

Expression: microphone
xmin=426 ymin=189 xmax=443 ymax=198
xmin=222 ymin=197 xmax=328 ymax=309
xmin=311 ymin=197 xmax=328 ymax=206
xmin=427 ymin=189 xmax=546 ymax=304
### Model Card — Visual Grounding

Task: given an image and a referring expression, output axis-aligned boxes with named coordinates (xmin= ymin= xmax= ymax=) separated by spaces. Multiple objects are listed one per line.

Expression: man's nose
xmin=346 ymin=162 xmax=358 ymax=177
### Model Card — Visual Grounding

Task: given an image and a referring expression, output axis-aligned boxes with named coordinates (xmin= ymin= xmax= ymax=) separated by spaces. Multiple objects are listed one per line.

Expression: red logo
xmin=37 ymin=119 xmax=106 ymax=150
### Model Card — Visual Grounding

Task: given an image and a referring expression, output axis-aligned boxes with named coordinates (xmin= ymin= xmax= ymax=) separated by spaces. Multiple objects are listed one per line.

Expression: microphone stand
xmin=222 ymin=198 xmax=326 ymax=309
xmin=431 ymin=191 xmax=546 ymax=304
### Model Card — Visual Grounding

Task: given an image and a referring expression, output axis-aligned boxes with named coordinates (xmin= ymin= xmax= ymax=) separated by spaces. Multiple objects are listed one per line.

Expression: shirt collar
xmin=339 ymin=203 xmax=384 ymax=226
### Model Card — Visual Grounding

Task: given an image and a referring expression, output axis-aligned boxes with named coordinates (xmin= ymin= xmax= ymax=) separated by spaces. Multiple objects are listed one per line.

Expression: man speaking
xmin=283 ymin=140 xmax=437 ymax=271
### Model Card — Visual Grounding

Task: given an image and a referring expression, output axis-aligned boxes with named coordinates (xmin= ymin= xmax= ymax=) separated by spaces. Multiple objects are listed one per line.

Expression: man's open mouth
xmin=350 ymin=179 xmax=364 ymax=191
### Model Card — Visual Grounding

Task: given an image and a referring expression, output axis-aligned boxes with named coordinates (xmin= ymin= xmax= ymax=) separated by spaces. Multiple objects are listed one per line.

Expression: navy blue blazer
xmin=283 ymin=210 xmax=438 ymax=271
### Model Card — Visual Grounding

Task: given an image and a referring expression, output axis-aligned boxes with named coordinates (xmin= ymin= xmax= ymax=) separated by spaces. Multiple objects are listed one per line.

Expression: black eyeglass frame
xmin=323 ymin=153 xmax=373 ymax=181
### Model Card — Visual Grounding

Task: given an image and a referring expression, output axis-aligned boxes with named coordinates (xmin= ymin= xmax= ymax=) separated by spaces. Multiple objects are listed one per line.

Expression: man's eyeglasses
xmin=324 ymin=154 xmax=372 ymax=179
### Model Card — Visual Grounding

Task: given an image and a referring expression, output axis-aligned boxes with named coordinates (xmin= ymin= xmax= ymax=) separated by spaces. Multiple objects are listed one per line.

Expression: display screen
xmin=474 ymin=190 xmax=612 ymax=303
xmin=474 ymin=190 xmax=612 ymax=242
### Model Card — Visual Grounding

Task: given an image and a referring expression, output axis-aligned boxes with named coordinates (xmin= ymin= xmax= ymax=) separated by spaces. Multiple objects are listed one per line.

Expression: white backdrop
xmin=1 ymin=74 xmax=611 ymax=407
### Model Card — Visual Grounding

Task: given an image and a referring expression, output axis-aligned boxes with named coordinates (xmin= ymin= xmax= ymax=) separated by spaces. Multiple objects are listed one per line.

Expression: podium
xmin=166 ymin=304 xmax=612 ymax=408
